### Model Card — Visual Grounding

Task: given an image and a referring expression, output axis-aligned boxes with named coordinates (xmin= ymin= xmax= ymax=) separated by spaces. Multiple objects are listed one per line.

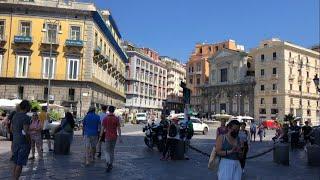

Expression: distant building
xmin=186 ymin=39 xmax=243 ymax=114
xmin=251 ymin=38 xmax=320 ymax=125
xmin=311 ymin=45 xmax=320 ymax=53
xmin=123 ymin=42 xmax=167 ymax=117
xmin=203 ymin=49 xmax=255 ymax=117
xmin=160 ymin=56 xmax=186 ymax=114
xmin=0 ymin=1 xmax=126 ymax=116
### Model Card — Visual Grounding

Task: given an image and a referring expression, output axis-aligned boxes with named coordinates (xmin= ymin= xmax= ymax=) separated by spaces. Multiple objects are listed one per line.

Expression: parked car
xmin=136 ymin=113 xmax=148 ymax=124
xmin=262 ymin=119 xmax=279 ymax=130
xmin=178 ymin=116 xmax=209 ymax=135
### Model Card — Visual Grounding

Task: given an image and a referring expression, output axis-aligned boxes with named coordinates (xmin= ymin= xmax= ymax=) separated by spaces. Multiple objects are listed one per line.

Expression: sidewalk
xmin=0 ymin=130 xmax=319 ymax=180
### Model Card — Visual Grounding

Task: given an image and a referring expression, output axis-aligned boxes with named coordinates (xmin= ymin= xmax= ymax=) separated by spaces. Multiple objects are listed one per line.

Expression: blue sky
xmin=95 ymin=0 xmax=319 ymax=62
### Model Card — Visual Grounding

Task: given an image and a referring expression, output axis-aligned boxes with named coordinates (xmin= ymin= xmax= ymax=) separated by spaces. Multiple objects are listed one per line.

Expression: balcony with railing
xmin=41 ymin=34 xmax=59 ymax=45
xmin=65 ymin=39 xmax=84 ymax=47
xmin=14 ymin=35 xmax=32 ymax=44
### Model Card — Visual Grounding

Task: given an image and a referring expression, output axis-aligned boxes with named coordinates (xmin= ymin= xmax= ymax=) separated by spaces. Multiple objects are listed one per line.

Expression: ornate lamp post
xmin=313 ymin=74 xmax=320 ymax=92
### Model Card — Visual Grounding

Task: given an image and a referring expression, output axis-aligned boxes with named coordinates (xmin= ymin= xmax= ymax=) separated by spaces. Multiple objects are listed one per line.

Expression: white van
xmin=136 ymin=113 xmax=147 ymax=124
xmin=230 ymin=116 xmax=254 ymax=125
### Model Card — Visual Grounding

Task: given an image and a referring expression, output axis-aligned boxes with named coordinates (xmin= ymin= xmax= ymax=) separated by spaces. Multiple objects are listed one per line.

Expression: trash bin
xmin=307 ymin=145 xmax=320 ymax=166
xmin=54 ymin=132 xmax=71 ymax=155
xmin=171 ymin=140 xmax=185 ymax=160
xmin=273 ymin=143 xmax=289 ymax=165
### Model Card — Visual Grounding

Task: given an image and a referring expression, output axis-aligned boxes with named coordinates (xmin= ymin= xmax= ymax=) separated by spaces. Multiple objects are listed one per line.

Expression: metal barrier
xmin=188 ymin=144 xmax=274 ymax=160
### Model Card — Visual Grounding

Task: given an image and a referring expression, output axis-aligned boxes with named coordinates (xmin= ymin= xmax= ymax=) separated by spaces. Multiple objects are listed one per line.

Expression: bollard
xmin=172 ymin=140 xmax=185 ymax=160
xmin=307 ymin=145 xmax=320 ymax=166
xmin=54 ymin=132 xmax=71 ymax=155
xmin=273 ymin=143 xmax=289 ymax=166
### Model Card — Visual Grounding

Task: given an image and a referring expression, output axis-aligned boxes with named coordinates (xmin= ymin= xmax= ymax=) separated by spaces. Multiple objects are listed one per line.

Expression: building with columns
xmin=0 ymin=0 xmax=126 ymax=117
xmin=186 ymin=40 xmax=244 ymax=113
xmin=202 ymin=49 xmax=255 ymax=117
xmin=160 ymin=56 xmax=186 ymax=114
xmin=251 ymin=38 xmax=320 ymax=125
xmin=123 ymin=42 xmax=167 ymax=117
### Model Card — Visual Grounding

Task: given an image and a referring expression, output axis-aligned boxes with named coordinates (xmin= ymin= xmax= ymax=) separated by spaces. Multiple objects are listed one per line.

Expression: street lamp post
xmin=46 ymin=20 xmax=59 ymax=114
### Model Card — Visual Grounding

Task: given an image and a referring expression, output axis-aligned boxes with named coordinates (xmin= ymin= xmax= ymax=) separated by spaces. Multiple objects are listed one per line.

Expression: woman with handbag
xmin=215 ymin=120 xmax=242 ymax=180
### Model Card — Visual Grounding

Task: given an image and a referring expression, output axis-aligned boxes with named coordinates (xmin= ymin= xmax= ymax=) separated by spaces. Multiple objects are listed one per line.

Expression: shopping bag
xmin=208 ymin=145 xmax=220 ymax=171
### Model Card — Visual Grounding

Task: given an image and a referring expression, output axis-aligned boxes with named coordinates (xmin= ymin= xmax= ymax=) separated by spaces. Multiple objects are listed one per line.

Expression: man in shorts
xmin=83 ymin=106 xmax=100 ymax=166
xmin=11 ymin=100 xmax=31 ymax=180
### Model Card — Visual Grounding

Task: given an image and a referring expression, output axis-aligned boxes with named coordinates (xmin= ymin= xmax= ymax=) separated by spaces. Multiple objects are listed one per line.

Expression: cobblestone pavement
xmin=0 ymin=124 xmax=319 ymax=180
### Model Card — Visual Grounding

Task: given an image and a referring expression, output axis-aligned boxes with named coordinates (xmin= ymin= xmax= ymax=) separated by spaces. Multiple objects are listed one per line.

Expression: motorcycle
xmin=143 ymin=122 xmax=166 ymax=152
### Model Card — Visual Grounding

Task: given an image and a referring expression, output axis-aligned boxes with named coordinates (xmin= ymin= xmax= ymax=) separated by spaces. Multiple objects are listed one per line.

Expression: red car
xmin=262 ymin=120 xmax=280 ymax=129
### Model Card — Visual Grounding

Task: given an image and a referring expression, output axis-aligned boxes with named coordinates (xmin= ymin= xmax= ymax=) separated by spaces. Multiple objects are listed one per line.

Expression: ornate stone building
xmin=186 ymin=40 xmax=244 ymax=113
xmin=202 ymin=49 xmax=255 ymax=117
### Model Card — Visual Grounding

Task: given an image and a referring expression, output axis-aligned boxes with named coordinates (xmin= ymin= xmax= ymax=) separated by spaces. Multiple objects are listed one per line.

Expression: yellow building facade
xmin=0 ymin=0 xmax=126 ymax=116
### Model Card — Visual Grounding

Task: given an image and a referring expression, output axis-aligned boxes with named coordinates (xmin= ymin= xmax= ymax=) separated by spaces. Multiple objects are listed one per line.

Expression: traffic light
xmin=180 ymin=81 xmax=191 ymax=104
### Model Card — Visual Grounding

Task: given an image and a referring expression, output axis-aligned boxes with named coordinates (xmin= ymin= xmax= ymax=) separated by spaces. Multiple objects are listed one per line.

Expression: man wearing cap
xmin=82 ymin=106 xmax=100 ymax=166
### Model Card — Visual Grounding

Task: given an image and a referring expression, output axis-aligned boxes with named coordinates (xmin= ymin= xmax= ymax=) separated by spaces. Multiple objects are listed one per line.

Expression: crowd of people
xmin=1 ymin=101 xmax=318 ymax=180
xmin=0 ymin=100 xmax=76 ymax=180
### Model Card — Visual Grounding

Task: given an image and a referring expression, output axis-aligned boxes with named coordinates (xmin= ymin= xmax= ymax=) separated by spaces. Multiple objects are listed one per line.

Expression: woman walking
xmin=238 ymin=122 xmax=250 ymax=173
xmin=215 ymin=120 xmax=242 ymax=180
xmin=257 ymin=124 xmax=265 ymax=142
xmin=29 ymin=112 xmax=43 ymax=160
xmin=216 ymin=119 xmax=228 ymax=138
xmin=61 ymin=112 xmax=75 ymax=143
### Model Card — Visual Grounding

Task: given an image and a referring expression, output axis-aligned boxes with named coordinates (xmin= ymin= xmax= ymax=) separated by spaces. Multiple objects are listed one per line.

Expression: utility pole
xmin=180 ymin=81 xmax=191 ymax=119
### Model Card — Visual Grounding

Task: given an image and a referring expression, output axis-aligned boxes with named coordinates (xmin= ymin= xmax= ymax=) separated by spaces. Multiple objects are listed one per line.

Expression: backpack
xmin=168 ymin=123 xmax=178 ymax=137
xmin=187 ymin=121 xmax=194 ymax=139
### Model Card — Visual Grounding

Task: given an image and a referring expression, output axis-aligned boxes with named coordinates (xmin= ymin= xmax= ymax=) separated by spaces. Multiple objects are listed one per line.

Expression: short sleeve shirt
xmin=83 ymin=112 xmax=100 ymax=136
xmin=39 ymin=111 xmax=47 ymax=128
xmin=12 ymin=112 xmax=31 ymax=149
xmin=102 ymin=113 xmax=120 ymax=141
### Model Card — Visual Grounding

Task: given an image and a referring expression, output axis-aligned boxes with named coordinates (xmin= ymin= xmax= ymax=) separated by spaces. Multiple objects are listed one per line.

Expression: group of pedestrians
xmin=82 ymin=105 xmax=122 ymax=172
xmin=249 ymin=121 xmax=265 ymax=142
xmin=160 ymin=115 xmax=193 ymax=161
xmin=2 ymin=100 xmax=76 ymax=180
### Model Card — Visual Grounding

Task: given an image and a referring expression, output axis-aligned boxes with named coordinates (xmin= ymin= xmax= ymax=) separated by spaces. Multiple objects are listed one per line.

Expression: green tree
xmin=284 ymin=114 xmax=295 ymax=122
xmin=31 ymin=101 xmax=41 ymax=112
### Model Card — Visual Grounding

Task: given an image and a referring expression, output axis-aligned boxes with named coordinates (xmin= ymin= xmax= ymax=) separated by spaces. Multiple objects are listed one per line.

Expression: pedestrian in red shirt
xmin=99 ymin=106 xmax=122 ymax=172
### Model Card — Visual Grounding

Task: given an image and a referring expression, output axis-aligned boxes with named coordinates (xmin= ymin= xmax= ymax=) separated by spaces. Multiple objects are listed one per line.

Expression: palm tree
xmin=284 ymin=114 xmax=295 ymax=122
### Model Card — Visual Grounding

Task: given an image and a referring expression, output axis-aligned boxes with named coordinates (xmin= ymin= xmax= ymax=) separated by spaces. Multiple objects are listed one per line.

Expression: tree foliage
xmin=284 ymin=114 xmax=295 ymax=122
